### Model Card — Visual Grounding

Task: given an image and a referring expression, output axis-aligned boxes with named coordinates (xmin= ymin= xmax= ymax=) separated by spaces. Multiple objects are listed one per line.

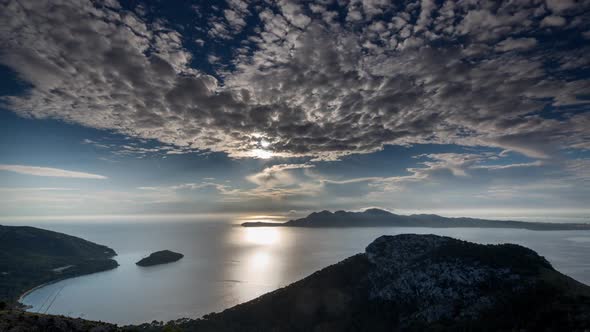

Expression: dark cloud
xmin=1 ymin=0 xmax=589 ymax=160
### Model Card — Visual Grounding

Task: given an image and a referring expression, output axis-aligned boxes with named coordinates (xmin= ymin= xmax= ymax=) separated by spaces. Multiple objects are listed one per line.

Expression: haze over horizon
xmin=1 ymin=0 xmax=589 ymax=219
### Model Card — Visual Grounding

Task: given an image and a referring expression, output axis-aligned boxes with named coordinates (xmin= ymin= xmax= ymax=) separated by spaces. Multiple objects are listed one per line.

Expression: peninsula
xmin=0 ymin=225 xmax=118 ymax=308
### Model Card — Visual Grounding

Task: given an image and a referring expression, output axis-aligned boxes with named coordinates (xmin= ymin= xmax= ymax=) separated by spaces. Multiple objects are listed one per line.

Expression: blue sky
xmin=0 ymin=0 xmax=589 ymax=219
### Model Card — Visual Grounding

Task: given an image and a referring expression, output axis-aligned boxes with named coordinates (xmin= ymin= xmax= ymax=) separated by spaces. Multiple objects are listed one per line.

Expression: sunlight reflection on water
xmin=229 ymin=225 xmax=289 ymax=303
xmin=244 ymin=227 xmax=280 ymax=245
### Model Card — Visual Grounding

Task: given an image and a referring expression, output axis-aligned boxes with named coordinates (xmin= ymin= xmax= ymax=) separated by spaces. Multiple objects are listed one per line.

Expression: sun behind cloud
xmin=251 ymin=149 xmax=274 ymax=159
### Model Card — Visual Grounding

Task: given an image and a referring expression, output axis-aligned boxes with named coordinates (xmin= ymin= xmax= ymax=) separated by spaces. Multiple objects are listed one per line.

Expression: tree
xmin=163 ymin=325 xmax=182 ymax=332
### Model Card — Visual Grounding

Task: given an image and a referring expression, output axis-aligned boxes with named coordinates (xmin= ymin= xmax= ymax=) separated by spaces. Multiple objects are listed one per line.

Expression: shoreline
xmin=16 ymin=259 xmax=119 ymax=311
xmin=17 ymin=278 xmax=65 ymax=309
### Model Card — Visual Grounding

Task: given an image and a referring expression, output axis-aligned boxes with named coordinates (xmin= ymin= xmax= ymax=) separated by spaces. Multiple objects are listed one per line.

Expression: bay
xmin=11 ymin=217 xmax=590 ymax=325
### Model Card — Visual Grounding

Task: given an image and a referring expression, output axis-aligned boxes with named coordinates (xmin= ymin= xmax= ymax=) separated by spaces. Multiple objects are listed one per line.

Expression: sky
xmin=0 ymin=0 xmax=589 ymax=219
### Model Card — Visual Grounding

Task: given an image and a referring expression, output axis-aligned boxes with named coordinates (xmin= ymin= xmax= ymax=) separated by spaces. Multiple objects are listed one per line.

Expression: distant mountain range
xmin=242 ymin=208 xmax=590 ymax=231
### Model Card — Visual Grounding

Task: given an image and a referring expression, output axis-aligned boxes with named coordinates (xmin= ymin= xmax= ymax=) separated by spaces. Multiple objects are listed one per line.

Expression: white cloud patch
xmin=0 ymin=165 xmax=107 ymax=179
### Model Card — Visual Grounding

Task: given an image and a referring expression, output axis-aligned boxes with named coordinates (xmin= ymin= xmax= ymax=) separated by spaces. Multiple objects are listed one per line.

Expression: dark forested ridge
xmin=0 ymin=224 xmax=118 ymax=307
xmin=242 ymin=208 xmax=590 ymax=231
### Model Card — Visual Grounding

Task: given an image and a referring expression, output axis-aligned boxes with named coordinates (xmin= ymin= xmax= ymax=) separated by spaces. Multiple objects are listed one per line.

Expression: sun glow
xmin=251 ymin=148 xmax=273 ymax=159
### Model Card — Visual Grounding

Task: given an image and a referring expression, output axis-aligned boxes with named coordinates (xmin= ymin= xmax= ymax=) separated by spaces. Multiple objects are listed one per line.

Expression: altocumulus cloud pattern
xmin=1 ymin=0 xmax=589 ymax=161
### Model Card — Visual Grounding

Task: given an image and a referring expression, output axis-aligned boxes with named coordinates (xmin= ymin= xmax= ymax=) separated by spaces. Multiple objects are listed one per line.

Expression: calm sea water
xmin=9 ymin=218 xmax=590 ymax=325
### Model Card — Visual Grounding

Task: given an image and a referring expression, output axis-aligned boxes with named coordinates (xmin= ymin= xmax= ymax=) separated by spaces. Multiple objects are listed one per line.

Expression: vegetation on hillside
xmin=0 ymin=225 xmax=118 ymax=307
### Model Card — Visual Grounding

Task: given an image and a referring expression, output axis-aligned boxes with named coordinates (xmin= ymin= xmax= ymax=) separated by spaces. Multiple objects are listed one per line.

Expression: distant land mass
xmin=5 ymin=233 xmax=588 ymax=331
xmin=0 ymin=225 xmax=118 ymax=308
xmin=136 ymin=250 xmax=184 ymax=267
xmin=242 ymin=208 xmax=590 ymax=231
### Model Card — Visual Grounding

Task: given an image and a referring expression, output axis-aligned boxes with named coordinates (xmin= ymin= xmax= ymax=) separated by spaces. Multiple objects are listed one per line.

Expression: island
xmin=0 ymin=224 xmax=118 ymax=309
xmin=242 ymin=208 xmax=590 ymax=231
xmin=2 ymin=234 xmax=589 ymax=331
xmin=135 ymin=250 xmax=184 ymax=267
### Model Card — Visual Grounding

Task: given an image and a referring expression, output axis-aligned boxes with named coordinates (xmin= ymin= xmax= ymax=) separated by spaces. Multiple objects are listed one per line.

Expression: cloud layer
xmin=0 ymin=164 xmax=107 ymax=179
xmin=1 ymin=0 xmax=589 ymax=160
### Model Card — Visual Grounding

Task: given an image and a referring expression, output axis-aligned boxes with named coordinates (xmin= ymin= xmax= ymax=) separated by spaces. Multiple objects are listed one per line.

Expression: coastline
xmin=17 ymin=279 xmax=63 ymax=309
xmin=241 ymin=223 xmax=590 ymax=230
xmin=240 ymin=209 xmax=590 ymax=230
xmin=242 ymin=219 xmax=590 ymax=230
xmin=15 ymin=260 xmax=119 ymax=310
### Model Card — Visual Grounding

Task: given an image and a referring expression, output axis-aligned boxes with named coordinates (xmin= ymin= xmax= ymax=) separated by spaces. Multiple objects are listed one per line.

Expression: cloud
xmin=0 ymin=165 xmax=107 ymax=179
xmin=540 ymin=15 xmax=566 ymax=27
xmin=495 ymin=37 xmax=538 ymax=52
xmin=471 ymin=161 xmax=544 ymax=170
xmin=208 ymin=0 xmax=251 ymax=39
xmin=0 ymin=187 xmax=80 ymax=192
xmin=0 ymin=0 xmax=589 ymax=161
xmin=246 ymin=163 xmax=315 ymax=192
xmin=360 ymin=153 xmax=547 ymax=196
xmin=277 ymin=0 xmax=311 ymax=29
xmin=247 ymin=163 xmax=313 ymax=181
xmin=564 ymin=159 xmax=590 ymax=183
xmin=240 ymin=152 xmax=546 ymax=200
xmin=545 ymin=0 xmax=578 ymax=14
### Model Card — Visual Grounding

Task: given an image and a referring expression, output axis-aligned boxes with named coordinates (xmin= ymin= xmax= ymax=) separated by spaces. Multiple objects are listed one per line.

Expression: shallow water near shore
xmin=9 ymin=218 xmax=590 ymax=325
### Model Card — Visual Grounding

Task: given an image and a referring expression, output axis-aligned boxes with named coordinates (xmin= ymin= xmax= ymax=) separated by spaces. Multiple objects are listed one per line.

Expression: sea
xmin=5 ymin=214 xmax=590 ymax=325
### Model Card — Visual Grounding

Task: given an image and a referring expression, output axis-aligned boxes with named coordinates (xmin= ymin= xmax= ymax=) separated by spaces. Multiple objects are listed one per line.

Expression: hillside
xmin=0 ymin=225 xmax=119 ymax=307
xmin=0 ymin=310 xmax=118 ymax=332
xmin=242 ymin=208 xmax=590 ymax=231
xmin=140 ymin=234 xmax=590 ymax=331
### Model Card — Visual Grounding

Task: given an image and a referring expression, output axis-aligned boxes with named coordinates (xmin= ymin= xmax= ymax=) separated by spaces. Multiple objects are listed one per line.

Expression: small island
xmin=136 ymin=250 xmax=184 ymax=267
